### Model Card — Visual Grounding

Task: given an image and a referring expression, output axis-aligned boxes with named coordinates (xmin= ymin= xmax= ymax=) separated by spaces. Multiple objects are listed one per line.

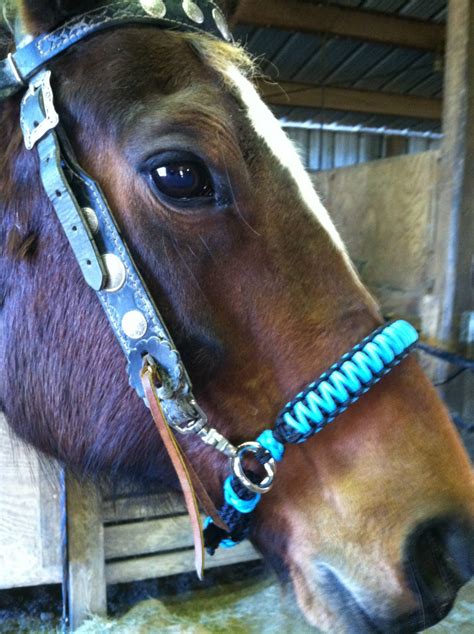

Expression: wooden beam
xmin=67 ymin=477 xmax=107 ymax=630
xmin=258 ymin=79 xmax=442 ymax=120
xmin=428 ymin=0 xmax=474 ymax=431
xmin=235 ymin=0 xmax=445 ymax=52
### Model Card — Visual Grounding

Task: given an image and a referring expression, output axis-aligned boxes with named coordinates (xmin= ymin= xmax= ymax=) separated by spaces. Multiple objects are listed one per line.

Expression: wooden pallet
xmin=66 ymin=478 xmax=260 ymax=628
xmin=0 ymin=414 xmax=260 ymax=629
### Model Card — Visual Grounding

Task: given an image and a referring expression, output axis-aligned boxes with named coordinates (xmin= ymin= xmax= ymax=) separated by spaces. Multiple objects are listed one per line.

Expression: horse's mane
xmin=0 ymin=0 xmax=14 ymax=55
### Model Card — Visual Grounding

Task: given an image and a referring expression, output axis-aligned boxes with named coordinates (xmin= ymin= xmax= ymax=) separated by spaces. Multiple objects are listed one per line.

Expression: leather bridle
xmin=0 ymin=0 xmax=419 ymax=577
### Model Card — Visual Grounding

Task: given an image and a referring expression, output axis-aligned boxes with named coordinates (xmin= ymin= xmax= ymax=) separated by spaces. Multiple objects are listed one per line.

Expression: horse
xmin=0 ymin=1 xmax=473 ymax=632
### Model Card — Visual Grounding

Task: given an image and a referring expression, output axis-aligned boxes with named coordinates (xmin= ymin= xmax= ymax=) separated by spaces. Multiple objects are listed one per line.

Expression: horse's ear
xmin=19 ymin=0 xmax=99 ymax=35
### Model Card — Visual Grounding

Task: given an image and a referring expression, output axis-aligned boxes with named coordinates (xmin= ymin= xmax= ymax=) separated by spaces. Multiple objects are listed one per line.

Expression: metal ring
xmin=231 ymin=442 xmax=276 ymax=494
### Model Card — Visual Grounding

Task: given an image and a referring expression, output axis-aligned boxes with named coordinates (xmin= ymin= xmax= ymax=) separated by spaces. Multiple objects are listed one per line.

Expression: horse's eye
xmin=151 ymin=161 xmax=214 ymax=201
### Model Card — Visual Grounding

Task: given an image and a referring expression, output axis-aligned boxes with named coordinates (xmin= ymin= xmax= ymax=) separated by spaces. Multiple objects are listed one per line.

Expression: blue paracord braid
xmin=257 ymin=429 xmax=285 ymax=461
xmin=203 ymin=320 xmax=419 ymax=552
xmin=275 ymin=320 xmax=418 ymax=444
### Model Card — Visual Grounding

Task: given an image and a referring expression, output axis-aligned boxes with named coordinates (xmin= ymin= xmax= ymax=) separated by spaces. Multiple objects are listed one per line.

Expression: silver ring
xmin=231 ymin=442 xmax=276 ymax=494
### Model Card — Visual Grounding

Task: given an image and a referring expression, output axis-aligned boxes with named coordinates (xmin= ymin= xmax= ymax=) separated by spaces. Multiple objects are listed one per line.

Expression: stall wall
xmin=0 ymin=415 xmax=61 ymax=588
xmin=313 ymin=150 xmax=440 ymax=325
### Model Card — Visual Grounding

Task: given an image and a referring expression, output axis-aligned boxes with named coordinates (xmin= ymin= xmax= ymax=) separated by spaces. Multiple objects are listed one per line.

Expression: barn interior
xmin=0 ymin=0 xmax=472 ymax=632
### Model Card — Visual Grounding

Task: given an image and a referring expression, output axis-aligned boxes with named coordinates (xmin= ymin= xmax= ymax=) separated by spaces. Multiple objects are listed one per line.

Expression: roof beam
xmin=235 ymin=1 xmax=445 ymax=52
xmin=258 ymin=80 xmax=442 ymax=120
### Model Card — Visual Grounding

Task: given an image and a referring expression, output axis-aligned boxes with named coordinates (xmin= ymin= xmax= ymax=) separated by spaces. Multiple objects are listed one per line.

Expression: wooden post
xmin=66 ymin=476 xmax=107 ymax=630
xmin=429 ymin=0 xmax=474 ymax=440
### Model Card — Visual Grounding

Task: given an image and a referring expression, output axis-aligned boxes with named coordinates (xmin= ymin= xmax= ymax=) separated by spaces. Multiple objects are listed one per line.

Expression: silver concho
xmin=103 ymin=253 xmax=126 ymax=293
xmin=140 ymin=0 xmax=167 ymax=19
xmin=212 ymin=7 xmax=231 ymax=41
xmin=122 ymin=310 xmax=148 ymax=340
xmin=182 ymin=0 xmax=204 ymax=24
xmin=82 ymin=207 xmax=99 ymax=235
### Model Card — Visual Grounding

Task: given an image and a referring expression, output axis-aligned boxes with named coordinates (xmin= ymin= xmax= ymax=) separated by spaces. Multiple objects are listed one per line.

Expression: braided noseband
xmin=204 ymin=320 xmax=419 ymax=552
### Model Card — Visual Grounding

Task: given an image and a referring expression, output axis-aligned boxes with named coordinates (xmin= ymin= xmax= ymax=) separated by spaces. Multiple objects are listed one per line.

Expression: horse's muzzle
xmin=318 ymin=514 xmax=473 ymax=633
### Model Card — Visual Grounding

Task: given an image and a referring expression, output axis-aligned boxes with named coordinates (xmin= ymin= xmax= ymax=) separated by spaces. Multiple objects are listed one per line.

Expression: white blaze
xmin=225 ymin=65 xmax=350 ymax=256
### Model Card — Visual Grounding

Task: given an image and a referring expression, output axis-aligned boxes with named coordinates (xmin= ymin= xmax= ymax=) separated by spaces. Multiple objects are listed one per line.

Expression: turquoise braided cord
xmin=224 ymin=476 xmax=261 ymax=513
xmin=275 ymin=320 xmax=418 ymax=443
xmin=257 ymin=429 xmax=285 ymax=461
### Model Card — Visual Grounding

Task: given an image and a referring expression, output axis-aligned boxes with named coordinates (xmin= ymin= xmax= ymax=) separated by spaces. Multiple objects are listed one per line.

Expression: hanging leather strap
xmin=141 ymin=363 xmax=228 ymax=579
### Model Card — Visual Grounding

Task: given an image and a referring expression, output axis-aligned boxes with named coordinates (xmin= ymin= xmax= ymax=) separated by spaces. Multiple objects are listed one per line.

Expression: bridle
xmin=0 ymin=0 xmax=419 ymax=576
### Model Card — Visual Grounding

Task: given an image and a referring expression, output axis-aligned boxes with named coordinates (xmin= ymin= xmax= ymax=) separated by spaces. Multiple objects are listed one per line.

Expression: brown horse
xmin=0 ymin=1 xmax=473 ymax=632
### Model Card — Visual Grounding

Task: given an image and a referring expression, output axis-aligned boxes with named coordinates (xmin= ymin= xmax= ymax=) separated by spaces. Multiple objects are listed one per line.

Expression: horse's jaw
xmin=245 ymin=359 xmax=474 ymax=633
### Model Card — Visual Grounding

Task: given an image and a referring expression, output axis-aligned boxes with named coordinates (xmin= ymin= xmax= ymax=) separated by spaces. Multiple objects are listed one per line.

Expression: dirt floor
xmin=0 ymin=562 xmax=473 ymax=633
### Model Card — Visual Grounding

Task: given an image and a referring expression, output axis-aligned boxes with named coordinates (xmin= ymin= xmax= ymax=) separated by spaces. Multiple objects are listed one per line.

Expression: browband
xmin=0 ymin=0 xmax=231 ymax=100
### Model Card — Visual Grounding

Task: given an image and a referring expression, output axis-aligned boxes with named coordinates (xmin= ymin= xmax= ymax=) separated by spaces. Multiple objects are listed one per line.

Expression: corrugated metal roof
xmin=234 ymin=1 xmax=446 ymax=133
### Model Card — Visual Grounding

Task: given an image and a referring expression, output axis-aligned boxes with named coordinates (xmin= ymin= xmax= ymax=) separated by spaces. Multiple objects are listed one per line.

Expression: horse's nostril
xmin=404 ymin=515 xmax=474 ymax=609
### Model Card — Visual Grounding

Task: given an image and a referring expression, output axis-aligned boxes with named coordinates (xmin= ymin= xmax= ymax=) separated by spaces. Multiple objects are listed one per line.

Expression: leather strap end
xmin=141 ymin=366 xmax=205 ymax=579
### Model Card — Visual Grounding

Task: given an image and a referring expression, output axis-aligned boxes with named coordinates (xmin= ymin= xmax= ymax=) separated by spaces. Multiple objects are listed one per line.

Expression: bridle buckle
xmin=20 ymin=69 xmax=59 ymax=150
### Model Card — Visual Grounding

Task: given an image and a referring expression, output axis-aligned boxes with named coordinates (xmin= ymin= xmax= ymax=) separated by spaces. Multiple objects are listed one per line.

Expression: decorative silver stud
xmin=212 ymin=7 xmax=231 ymax=41
xmin=122 ymin=310 xmax=148 ymax=340
xmin=182 ymin=0 xmax=204 ymax=24
xmin=103 ymin=253 xmax=126 ymax=293
xmin=82 ymin=207 xmax=99 ymax=235
xmin=140 ymin=0 xmax=167 ymax=18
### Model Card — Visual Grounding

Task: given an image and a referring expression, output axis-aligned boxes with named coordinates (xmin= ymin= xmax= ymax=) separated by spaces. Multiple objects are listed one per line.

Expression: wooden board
xmin=259 ymin=80 xmax=442 ymax=120
xmin=0 ymin=414 xmax=61 ymax=588
xmin=106 ymin=542 xmax=260 ymax=585
xmin=313 ymin=150 xmax=440 ymax=323
xmin=105 ymin=515 xmax=195 ymax=559
xmin=0 ymin=411 xmax=259 ymax=604
xmin=67 ymin=478 xmax=107 ymax=629
xmin=102 ymin=492 xmax=186 ymax=523
xmin=236 ymin=0 xmax=445 ymax=51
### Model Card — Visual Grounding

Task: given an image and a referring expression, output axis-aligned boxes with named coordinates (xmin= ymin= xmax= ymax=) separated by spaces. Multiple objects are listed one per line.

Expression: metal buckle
xmin=142 ymin=354 xmax=207 ymax=435
xmin=231 ymin=442 xmax=277 ymax=494
xmin=197 ymin=426 xmax=237 ymax=457
xmin=21 ymin=70 xmax=59 ymax=150
xmin=171 ymin=415 xmax=207 ymax=435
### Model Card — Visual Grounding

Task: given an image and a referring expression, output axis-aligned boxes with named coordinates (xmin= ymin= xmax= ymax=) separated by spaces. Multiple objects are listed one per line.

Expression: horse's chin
xmin=288 ymin=559 xmax=456 ymax=634
xmin=288 ymin=560 xmax=355 ymax=632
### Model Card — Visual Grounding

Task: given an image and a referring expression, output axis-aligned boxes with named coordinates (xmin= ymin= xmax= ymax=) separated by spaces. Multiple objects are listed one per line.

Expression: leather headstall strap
xmin=8 ymin=0 xmax=237 ymax=577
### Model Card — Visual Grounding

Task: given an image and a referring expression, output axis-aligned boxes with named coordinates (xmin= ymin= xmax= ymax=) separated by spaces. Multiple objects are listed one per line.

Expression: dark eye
xmin=151 ymin=161 xmax=214 ymax=201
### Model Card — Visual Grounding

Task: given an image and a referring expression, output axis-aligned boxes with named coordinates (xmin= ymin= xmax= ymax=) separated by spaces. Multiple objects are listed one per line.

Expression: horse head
xmin=0 ymin=1 xmax=472 ymax=631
